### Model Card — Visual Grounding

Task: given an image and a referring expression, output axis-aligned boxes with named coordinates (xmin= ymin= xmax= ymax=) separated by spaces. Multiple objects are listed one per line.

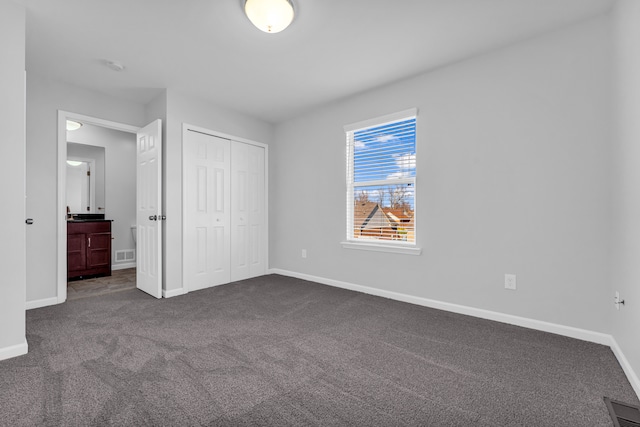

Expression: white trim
xmin=341 ymin=241 xmax=422 ymax=255
xmin=111 ymin=262 xmax=136 ymax=271
xmin=183 ymin=123 xmax=268 ymax=150
xmin=0 ymin=341 xmax=28 ymax=361
xmin=345 ymin=111 xmax=418 ymax=246
xmin=163 ymin=287 xmax=186 ymax=298
xmin=181 ymin=125 xmax=187 ymax=294
xmin=268 ymin=269 xmax=612 ymax=346
xmin=26 ymin=296 xmax=59 ymax=310
xmin=57 ymin=111 xmax=141 ymax=306
xmin=62 ymin=112 xmax=140 ymax=133
xmin=610 ymin=337 xmax=640 ymax=400
xmin=344 ymin=108 xmax=418 ymax=132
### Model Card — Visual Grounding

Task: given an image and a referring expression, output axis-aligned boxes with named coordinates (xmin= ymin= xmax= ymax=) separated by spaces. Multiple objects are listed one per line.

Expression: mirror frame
xmin=66 ymin=156 xmax=96 ymax=214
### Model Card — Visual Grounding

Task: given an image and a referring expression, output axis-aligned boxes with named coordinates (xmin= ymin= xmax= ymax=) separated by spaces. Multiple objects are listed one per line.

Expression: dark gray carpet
xmin=0 ymin=274 xmax=637 ymax=426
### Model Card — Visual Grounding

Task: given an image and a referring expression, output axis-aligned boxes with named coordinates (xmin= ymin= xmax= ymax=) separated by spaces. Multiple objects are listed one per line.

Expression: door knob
xmin=25 ymin=218 xmax=34 ymax=225
xmin=149 ymin=215 xmax=157 ymax=221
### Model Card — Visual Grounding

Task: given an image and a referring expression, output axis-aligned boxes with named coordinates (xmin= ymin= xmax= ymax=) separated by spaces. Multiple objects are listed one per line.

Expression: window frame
xmin=342 ymin=108 xmax=421 ymax=255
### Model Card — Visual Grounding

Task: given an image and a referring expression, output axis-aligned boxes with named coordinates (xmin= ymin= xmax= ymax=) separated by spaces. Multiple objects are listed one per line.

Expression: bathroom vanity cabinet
xmin=67 ymin=220 xmax=112 ymax=279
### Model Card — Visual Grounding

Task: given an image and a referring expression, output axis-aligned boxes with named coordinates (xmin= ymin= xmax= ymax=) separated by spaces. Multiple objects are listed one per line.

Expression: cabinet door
xmin=86 ymin=232 xmax=111 ymax=269
xmin=67 ymin=233 xmax=87 ymax=273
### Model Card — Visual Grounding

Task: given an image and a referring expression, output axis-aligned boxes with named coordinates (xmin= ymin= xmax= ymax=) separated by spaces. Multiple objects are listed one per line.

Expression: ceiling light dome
xmin=66 ymin=120 xmax=83 ymax=131
xmin=244 ymin=0 xmax=294 ymax=34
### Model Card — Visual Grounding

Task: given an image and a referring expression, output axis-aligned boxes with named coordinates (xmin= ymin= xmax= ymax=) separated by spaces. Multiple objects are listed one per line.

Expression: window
xmin=345 ymin=109 xmax=417 ymax=247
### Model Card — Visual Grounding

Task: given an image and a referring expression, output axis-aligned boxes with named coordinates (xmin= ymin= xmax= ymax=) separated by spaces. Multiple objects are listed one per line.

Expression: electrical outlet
xmin=615 ymin=291 xmax=620 ymax=310
xmin=301 ymin=249 xmax=307 ymax=259
xmin=505 ymin=274 xmax=517 ymax=290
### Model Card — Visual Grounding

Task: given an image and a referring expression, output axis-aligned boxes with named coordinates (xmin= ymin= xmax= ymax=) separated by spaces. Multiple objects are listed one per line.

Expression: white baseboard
xmin=609 ymin=337 xmax=640 ymax=400
xmin=270 ymin=268 xmax=640 ymax=399
xmin=26 ymin=296 xmax=59 ymax=310
xmin=0 ymin=340 xmax=28 ymax=361
xmin=163 ymin=288 xmax=185 ymax=298
xmin=270 ymin=268 xmax=611 ymax=345
xmin=112 ymin=262 xmax=136 ymax=271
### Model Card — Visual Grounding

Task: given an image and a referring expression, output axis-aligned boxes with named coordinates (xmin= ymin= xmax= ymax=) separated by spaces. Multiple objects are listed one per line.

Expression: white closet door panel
xmin=236 ymin=224 xmax=247 ymax=266
xmin=231 ymin=142 xmax=249 ymax=281
xmin=231 ymin=142 xmax=265 ymax=282
xmin=185 ymin=129 xmax=266 ymax=291
xmin=248 ymin=144 xmax=265 ymax=277
xmin=214 ymin=168 xmax=225 ymax=212
xmin=185 ymin=131 xmax=230 ymax=292
xmin=212 ymin=225 xmax=226 ymax=272
xmin=251 ymin=224 xmax=260 ymax=264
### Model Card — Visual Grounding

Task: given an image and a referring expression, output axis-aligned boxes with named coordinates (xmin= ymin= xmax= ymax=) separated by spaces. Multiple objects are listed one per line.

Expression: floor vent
xmin=115 ymin=249 xmax=136 ymax=263
xmin=605 ymin=397 xmax=640 ymax=427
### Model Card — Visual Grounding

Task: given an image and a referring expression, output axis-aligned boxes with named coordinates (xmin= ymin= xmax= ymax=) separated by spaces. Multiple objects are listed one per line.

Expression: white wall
xmin=0 ymin=0 xmax=27 ymax=360
xmin=25 ymin=77 xmax=273 ymax=300
xmin=67 ymin=126 xmax=137 ymax=268
xmin=271 ymin=16 xmax=611 ymax=333
xmin=611 ymin=0 xmax=640 ymax=396
xmin=26 ymin=74 xmax=147 ymax=303
xmin=163 ymin=90 xmax=274 ymax=292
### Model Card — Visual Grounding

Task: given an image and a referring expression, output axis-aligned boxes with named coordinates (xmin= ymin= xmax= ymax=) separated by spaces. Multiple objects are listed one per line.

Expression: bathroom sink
xmin=69 ymin=213 xmax=105 ymax=220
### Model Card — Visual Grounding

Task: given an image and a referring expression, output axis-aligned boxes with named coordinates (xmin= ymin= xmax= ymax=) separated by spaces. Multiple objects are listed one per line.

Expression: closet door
xmin=184 ymin=131 xmax=231 ymax=291
xmin=231 ymin=142 xmax=265 ymax=282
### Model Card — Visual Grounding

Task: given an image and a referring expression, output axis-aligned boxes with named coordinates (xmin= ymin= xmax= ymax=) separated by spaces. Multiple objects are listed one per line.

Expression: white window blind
xmin=346 ymin=109 xmax=417 ymax=244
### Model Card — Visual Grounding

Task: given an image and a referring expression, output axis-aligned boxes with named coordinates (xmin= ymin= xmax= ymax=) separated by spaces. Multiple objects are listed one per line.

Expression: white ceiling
xmin=20 ymin=0 xmax=614 ymax=123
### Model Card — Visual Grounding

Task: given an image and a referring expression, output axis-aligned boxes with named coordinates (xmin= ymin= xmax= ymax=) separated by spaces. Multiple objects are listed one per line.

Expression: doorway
xmin=57 ymin=112 xmax=143 ymax=302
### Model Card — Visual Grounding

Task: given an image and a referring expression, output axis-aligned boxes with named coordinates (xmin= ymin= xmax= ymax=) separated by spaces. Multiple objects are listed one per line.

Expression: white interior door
xmin=231 ymin=142 xmax=265 ymax=282
xmin=184 ymin=131 xmax=231 ymax=291
xmin=136 ymin=119 xmax=163 ymax=298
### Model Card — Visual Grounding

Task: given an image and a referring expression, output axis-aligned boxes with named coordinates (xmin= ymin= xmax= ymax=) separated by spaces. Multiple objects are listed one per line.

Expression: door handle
xmin=25 ymin=218 xmax=34 ymax=225
xmin=149 ymin=215 xmax=157 ymax=221
xmin=88 ymin=237 xmax=91 ymax=248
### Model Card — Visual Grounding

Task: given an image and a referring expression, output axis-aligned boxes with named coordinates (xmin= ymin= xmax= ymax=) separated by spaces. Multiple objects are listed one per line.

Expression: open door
xmin=136 ymin=119 xmax=163 ymax=298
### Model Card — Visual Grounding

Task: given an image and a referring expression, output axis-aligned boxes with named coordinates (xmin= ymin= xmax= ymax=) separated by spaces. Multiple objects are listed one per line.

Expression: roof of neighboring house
xmin=354 ymin=202 xmax=399 ymax=230
xmin=353 ymin=202 xmax=379 ymax=230
xmin=382 ymin=208 xmax=414 ymax=221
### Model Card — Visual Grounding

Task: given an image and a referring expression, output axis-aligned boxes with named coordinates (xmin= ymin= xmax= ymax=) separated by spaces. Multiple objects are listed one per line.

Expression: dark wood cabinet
xmin=67 ymin=221 xmax=112 ymax=279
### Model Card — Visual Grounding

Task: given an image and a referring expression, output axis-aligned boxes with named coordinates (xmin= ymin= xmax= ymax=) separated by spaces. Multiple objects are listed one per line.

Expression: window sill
xmin=341 ymin=241 xmax=422 ymax=256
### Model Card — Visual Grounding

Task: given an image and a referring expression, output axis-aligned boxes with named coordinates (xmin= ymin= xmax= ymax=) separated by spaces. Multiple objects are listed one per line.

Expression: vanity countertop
xmin=67 ymin=219 xmax=112 ymax=223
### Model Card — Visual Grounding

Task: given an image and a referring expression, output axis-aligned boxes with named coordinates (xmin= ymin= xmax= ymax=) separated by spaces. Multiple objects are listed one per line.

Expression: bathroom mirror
xmin=66 ymin=143 xmax=106 ymax=215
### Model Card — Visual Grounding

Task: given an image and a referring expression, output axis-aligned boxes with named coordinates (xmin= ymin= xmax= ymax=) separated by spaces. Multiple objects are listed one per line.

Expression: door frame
xmin=181 ymin=123 xmax=269 ymax=294
xmin=56 ymin=111 xmax=140 ymax=303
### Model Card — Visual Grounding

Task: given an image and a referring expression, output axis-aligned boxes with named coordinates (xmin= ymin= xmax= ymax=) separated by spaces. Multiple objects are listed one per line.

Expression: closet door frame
xmin=181 ymin=123 xmax=269 ymax=294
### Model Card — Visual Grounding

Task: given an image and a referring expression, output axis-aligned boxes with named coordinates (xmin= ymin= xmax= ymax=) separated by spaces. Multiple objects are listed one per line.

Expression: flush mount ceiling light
xmin=66 ymin=120 xmax=83 ymax=131
xmin=66 ymin=160 xmax=83 ymax=167
xmin=244 ymin=0 xmax=294 ymax=34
